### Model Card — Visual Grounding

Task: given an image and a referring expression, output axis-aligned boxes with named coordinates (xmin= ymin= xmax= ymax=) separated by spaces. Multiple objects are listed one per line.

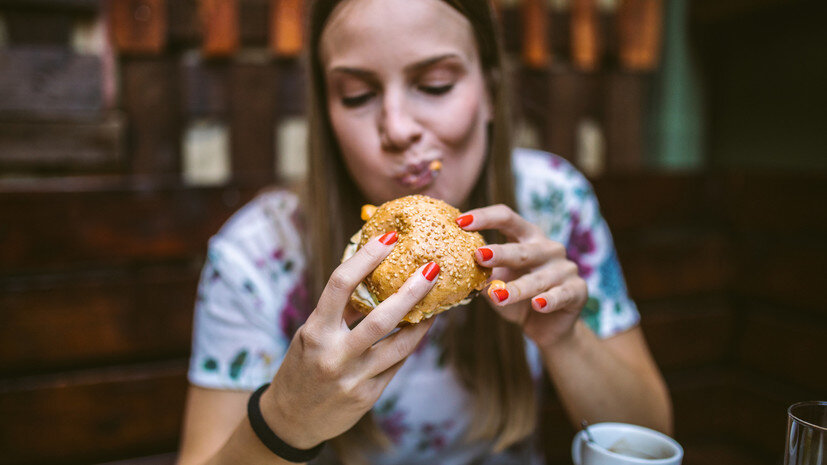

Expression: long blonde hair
xmin=303 ymin=0 xmax=536 ymax=461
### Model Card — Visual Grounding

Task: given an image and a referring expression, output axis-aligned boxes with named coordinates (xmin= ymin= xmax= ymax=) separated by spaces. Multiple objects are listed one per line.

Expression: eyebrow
xmin=328 ymin=53 xmax=463 ymax=78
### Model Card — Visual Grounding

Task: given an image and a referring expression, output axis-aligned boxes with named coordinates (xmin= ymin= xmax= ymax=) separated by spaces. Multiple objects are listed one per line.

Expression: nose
xmin=378 ymin=90 xmax=422 ymax=152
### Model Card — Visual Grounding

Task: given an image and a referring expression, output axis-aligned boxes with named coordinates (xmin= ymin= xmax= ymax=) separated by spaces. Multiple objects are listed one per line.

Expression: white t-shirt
xmin=188 ymin=149 xmax=640 ymax=464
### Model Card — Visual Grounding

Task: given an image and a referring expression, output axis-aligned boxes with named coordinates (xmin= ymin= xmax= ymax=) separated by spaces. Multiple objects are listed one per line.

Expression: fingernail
xmin=489 ymin=280 xmax=506 ymax=290
xmin=379 ymin=231 xmax=398 ymax=245
xmin=492 ymin=288 xmax=509 ymax=303
xmin=422 ymin=262 xmax=440 ymax=281
xmin=478 ymin=247 xmax=493 ymax=262
xmin=533 ymin=297 xmax=547 ymax=310
xmin=456 ymin=214 xmax=473 ymax=228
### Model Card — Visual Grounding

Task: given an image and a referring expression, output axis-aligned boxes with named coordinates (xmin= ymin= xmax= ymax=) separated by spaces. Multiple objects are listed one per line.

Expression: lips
xmin=395 ymin=160 xmax=439 ymax=189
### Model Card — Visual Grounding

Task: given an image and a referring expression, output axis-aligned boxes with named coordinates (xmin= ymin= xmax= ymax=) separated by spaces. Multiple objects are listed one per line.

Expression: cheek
xmin=429 ymin=83 xmax=488 ymax=150
xmin=329 ymin=107 xmax=375 ymax=168
xmin=328 ymin=105 xmax=391 ymax=201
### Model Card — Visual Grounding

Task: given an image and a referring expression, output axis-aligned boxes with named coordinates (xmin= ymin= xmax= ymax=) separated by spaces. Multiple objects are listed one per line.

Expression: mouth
xmin=395 ymin=160 xmax=442 ymax=190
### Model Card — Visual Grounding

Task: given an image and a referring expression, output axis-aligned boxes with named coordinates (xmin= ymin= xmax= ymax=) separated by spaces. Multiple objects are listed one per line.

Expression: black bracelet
xmin=248 ymin=383 xmax=325 ymax=463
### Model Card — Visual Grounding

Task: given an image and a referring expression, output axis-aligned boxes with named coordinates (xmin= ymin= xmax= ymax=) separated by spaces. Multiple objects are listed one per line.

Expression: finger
xmin=369 ymin=357 xmax=406 ymax=396
xmin=475 ymin=241 xmax=565 ymax=270
xmin=314 ymin=231 xmax=398 ymax=326
xmin=531 ymin=279 xmax=589 ymax=314
xmin=348 ymin=261 xmax=440 ymax=353
xmin=485 ymin=261 xmax=574 ymax=306
xmin=456 ymin=204 xmax=541 ymax=242
xmin=362 ymin=317 xmax=435 ymax=378
xmin=344 ymin=302 xmax=365 ymax=329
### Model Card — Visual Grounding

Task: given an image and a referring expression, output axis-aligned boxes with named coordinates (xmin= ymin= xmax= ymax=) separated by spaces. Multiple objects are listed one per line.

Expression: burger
xmin=341 ymin=195 xmax=491 ymax=324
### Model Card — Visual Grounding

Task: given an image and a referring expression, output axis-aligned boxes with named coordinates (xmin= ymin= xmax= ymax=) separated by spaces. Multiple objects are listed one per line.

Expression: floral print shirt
xmin=188 ymin=148 xmax=640 ymax=464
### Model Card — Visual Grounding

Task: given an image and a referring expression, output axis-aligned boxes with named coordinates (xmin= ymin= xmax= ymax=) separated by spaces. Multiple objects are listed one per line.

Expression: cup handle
xmin=571 ymin=431 xmax=583 ymax=465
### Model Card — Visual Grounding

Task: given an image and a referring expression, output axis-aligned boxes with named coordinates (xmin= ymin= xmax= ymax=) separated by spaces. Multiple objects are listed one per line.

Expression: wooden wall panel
xmin=97 ymin=453 xmax=177 ymax=465
xmin=603 ymin=71 xmax=650 ymax=171
xmin=269 ymin=0 xmax=303 ymax=57
xmin=0 ymin=48 xmax=103 ymax=118
xmin=734 ymin=238 xmax=827 ymax=310
xmin=0 ymin=185 xmax=258 ymax=274
xmin=109 ymin=0 xmax=167 ymax=54
xmin=617 ymin=230 xmax=732 ymax=300
xmin=0 ymin=0 xmax=99 ymax=13
xmin=515 ymin=68 xmax=551 ymax=149
xmin=0 ymin=362 xmax=187 ymax=465
xmin=682 ymin=443 xmax=769 ymax=465
xmin=229 ymin=62 xmax=278 ymax=182
xmin=274 ymin=59 xmax=305 ymax=118
xmin=120 ymin=58 xmax=182 ymax=176
xmin=0 ymin=264 xmax=198 ymax=374
xmin=668 ymin=370 xmax=735 ymax=441
xmin=723 ymin=172 xmax=827 ymax=236
xmin=738 ymin=311 xmax=827 ymax=392
xmin=2 ymin=9 xmax=74 ymax=45
xmin=639 ymin=297 xmax=735 ymax=370
xmin=591 ymin=174 xmax=711 ymax=234
xmin=168 ymin=0 xmax=270 ymax=48
xmin=237 ymin=0 xmax=270 ymax=46
xmin=571 ymin=0 xmax=601 ymax=71
xmin=545 ymin=70 xmax=601 ymax=162
xmin=521 ymin=0 xmax=551 ymax=68
xmin=539 ymin=394 xmax=579 ymax=464
xmin=729 ymin=375 xmax=803 ymax=460
xmin=0 ymin=117 xmax=123 ymax=170
xmin=617 ymin=0 xmax=663 ymax=71
xmin=199 ymin=0 xmax=240 ymax=57
xmin=181 ymin=58 xmax=230 ymax=118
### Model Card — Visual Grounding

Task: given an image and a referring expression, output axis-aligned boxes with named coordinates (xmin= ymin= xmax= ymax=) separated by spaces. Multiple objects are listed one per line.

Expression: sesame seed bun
xmin=341 ymin=195 xmax=491 ymax=324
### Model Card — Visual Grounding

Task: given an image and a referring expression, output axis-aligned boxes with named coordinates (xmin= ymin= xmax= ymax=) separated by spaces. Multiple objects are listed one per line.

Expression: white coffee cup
xmin=572 ymin=422 xmax=683 ymax=465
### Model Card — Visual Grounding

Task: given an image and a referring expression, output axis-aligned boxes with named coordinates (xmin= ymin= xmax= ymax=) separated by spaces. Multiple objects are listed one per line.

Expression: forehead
xmin=320 ymin=0 xmax=479 ymax=70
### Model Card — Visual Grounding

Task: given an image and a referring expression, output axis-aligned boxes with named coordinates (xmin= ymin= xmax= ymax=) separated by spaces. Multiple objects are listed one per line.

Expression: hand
xmin=456 ymin=205 xmax=588 ymax=349
xmin=260 ymin=232 xmax=439 ymax=449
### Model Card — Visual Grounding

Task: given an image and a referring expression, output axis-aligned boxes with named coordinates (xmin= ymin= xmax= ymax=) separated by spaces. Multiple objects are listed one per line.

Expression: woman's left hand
xmin=456 ymin=205 xmax=589 ymax=349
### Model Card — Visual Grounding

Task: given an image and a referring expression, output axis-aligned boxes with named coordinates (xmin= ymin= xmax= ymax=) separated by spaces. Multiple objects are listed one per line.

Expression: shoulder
xmin=204 ymin=188 xmax=307 ymax=314
xmin=212 ymin=189 xmax=302 ymax=248
xmin=512 ymin=148 xmax=595 ymax=241
xmin=512 ymin=147 xmax=591 ymax=189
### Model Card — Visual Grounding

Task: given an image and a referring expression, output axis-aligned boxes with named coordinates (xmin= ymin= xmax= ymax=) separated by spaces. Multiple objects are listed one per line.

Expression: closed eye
xmin=419 ymin=84 xmax=454 ymax=96
xmin=341 ymin=92 xmax=375 ymax=108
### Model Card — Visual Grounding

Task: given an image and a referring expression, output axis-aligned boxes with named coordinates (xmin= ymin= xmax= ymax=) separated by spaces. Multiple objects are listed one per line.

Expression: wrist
xmin=537 ymin=318 xmax=584 ymax=355
xmin=260 ymin=384 xmax=322 ymax=450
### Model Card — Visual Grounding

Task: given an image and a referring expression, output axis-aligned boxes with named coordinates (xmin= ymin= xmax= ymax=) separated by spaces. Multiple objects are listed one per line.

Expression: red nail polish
xmin=492 ymin=288 xmax=509 ymax=303
xmin=379 ymin=231 xmax=398 ymax=245
xmin=534 ymin=297 xmax=547 ymax=309
xmin=422 ymin=262 xmax=440 ymax=281
xmin=456 ymin=214 xmax=473 ymax=228
xmin=478 ymin=247 xmax=493 ymax=261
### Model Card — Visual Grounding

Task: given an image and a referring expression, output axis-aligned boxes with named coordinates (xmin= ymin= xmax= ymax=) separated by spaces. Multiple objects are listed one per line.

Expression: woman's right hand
xmin=258 ymin=231 xmax=439 ymax=449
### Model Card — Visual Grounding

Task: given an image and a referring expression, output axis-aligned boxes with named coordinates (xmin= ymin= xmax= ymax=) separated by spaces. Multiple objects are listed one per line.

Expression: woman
xmin=177 ymin=0 xmax=672 ymax=464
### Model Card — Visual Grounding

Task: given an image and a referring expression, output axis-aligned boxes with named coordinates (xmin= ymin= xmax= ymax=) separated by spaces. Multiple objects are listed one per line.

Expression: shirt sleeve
xmin=564 ymin=172 xmax=641 ymax=338
xmin=188 ymin=193 xmax=309 ymax=391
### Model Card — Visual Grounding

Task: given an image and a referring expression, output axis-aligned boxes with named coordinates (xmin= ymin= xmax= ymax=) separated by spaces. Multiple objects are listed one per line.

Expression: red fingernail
xmin=422 ymin=262 xmax=440 ymax=281
xmin=534 ymin=297 xmax=547 ymax=309
xmin=379 ymin=231 xmax=398 ymax=245
xmin=492 ymin=288 xmax=509 ymax=303
xmin=456 ymin=214 xmax=473 ymax=228
xmin=478 ymin=247 xmax=493 ymax=261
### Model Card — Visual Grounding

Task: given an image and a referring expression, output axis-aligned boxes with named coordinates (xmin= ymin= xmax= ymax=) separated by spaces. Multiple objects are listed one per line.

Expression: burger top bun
xmin=342 ymin=195 xmax=491 ymax=324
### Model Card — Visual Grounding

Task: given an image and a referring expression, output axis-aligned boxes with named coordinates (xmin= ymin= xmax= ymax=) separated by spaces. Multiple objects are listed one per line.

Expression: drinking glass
xmin=785 ymin=401 xmax=827 ymax=465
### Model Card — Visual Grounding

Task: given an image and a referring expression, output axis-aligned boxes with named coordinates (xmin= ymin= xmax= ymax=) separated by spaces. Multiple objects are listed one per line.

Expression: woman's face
xmin=320 ymin=0 xmax=492 ymax=207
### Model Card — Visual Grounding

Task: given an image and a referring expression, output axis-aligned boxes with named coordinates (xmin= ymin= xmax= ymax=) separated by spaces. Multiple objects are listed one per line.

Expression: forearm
xmin=204 ymin=418 xmax=306 ymax=465
xmin=540 ymin=320 xmax=672 ymax=434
